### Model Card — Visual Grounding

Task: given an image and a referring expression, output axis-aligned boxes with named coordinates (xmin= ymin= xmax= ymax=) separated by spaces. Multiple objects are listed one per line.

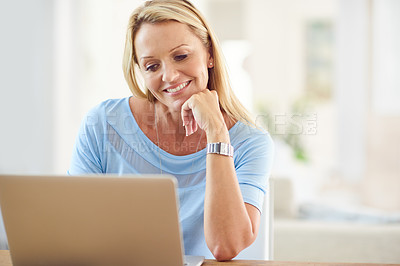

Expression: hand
xmin=181 ymin=89 xmax=227 ymax=137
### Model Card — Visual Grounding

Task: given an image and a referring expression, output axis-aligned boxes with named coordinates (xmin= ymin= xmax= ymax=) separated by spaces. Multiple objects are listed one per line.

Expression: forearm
xmin=181 ymin=90 xmax=261 ymax=260
xmin=204 ymin=129 xmax=256 ymax=261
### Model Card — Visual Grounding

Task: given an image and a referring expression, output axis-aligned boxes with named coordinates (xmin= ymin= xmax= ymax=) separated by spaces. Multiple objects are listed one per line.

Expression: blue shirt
xmin=68 ymin=97 xmax=274 ymax=258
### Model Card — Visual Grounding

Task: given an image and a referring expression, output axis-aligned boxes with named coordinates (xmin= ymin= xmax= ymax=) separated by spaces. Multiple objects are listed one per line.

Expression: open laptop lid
xmin=0 ymin=174 xmax=203 ymax=266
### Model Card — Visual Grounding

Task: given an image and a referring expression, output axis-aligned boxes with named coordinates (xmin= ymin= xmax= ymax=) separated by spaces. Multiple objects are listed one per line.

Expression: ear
xmin=207 ymin=47 xmax=214 ymax=68
xmin=207 ymin=54 xmax=214 ymax=68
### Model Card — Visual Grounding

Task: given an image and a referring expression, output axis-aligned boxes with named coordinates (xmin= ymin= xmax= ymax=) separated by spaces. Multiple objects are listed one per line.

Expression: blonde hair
xmin=122 ymin=0 xmax=255 ymax=126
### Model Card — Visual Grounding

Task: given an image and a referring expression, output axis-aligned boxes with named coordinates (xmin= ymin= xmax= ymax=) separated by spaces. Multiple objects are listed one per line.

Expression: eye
xmin=174 ymin=54 xmax=187 ymax=61
xmin=145 ymin=64 xmax=159 ymax=72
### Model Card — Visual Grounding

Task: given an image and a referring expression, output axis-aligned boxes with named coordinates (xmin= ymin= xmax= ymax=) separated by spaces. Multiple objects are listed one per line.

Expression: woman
xmin=69 ymin=0 xmax=273 ymax=261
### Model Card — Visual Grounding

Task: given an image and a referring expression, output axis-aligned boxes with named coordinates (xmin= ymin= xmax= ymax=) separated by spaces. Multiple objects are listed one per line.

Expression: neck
xmin=153 ymin=101 xmax=206 ymax=155
xmin=154 ymin=101 xmax=185 ymax=136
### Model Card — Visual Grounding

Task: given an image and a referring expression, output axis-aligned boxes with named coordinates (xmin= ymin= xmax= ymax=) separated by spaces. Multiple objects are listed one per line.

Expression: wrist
xmin=205 ymin=116 xmax=230 ymax=143
xmin=206 ymin=127 xmax=230 ymax=143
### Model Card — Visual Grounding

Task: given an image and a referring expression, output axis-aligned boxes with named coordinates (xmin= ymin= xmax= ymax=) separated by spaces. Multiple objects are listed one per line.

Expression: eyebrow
xmin=169 ymin=43 xmax=189 ymax=52
xmin=140 ymin=44 xmax=189 ymax=61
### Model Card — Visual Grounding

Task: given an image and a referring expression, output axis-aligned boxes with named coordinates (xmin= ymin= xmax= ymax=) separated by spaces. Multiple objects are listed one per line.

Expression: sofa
xmin=272 ymin=177 xmax=400 ymax=264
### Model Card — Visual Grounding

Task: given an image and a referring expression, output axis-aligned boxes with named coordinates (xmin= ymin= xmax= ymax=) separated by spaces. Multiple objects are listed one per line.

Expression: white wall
xmin=0 ymin=0 xmax=56 ymax=250
xmin=334 ymin=0 xmax=369 ymax=182
xmin=364 ymin=0 xmax=400 ymax=211
xmin=0 ymin=0 xmax=55 ymax=174
xmin=53 ymin=0 xmax=142 ymax=173
xmin=372 ymin=0 xmax=400 ymax=116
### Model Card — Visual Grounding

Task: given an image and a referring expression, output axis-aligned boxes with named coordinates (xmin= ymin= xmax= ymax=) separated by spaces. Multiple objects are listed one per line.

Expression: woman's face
xmin=134 ymin=21 xmax=213 ymax=112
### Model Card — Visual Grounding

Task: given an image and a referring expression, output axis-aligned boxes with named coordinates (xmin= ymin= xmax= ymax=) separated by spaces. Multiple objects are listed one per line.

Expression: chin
xmin=170 ymin=100 xmax=185 ymax=113
xmin=167 ymin=93 xmax=192 ymax=112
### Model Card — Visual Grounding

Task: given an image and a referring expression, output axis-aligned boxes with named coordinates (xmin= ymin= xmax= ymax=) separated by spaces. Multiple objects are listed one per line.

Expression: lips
xmin=164 ymin=81 xmax=190 ymax=93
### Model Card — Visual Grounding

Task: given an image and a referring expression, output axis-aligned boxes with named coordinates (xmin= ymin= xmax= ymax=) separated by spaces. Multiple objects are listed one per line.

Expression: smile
xmin=165 ymin=81 xmax=190 ymax=93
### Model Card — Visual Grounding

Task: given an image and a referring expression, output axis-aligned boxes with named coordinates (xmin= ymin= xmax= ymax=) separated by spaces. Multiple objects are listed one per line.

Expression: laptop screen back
xmin=0 ymin=175 xmax=185 ymax=266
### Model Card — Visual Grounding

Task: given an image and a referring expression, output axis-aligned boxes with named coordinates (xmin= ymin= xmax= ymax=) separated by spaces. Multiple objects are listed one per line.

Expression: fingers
xmin=191 ymin=120 xmax=198 ymax=135
xmin=184 ymin=120 xmax=198 ymax=136
xmin=182 ymin=99 xmax=194 ymax=136
xmin=182 ymin=95 xmax=199 ymax=136
xmin=182 ymin=108 xmax=196 ymax=136
xmin=181 ymin=97 xmax=193 ymax=125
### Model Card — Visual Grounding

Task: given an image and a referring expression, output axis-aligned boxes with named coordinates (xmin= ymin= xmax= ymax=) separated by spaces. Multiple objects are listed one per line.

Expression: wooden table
xmin=203 ymin=260 xmax=398 ymax=266
xmin=0 ymin=250 xmax=398 ymax=265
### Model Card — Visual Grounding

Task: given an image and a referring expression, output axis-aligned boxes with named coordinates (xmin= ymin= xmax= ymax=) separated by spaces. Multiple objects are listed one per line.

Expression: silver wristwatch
xmin=206 ymin=142 xmax=234 ymax=157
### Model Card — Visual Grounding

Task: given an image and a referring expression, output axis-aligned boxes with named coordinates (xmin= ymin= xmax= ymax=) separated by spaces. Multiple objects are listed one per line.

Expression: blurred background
xmin=0 ymin=0 xmax=399 ymax=263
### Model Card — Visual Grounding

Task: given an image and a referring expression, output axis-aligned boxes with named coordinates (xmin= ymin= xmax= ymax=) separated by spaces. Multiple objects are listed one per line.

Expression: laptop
xmin=0 ymin=174 xmax=204 ymax=266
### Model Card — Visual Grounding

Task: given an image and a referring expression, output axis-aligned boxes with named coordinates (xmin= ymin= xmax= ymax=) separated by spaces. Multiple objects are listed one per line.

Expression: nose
xmin=161 ymin=62 xmax=179 ymax=83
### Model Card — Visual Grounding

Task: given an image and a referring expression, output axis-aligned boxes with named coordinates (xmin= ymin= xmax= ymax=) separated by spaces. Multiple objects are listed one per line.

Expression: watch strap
xmin=206 ymin=142 xmax=234 ymax=157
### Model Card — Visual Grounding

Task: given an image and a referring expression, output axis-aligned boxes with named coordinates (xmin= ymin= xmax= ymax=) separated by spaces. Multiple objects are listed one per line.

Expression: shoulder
xmin=230 ymin=122 xmax=273 ymax=149
xmin=74 ymin=98 xmax=131 ymax=139
xmin=230 ymin=122 xmax=274 ymax=166
xmin=89 ymin=98 xmax=129 ymax=116
xmin=129 ymin=97 xmax=152 ymax=116
xmin=82 ymin=97 xmax=130 ymax=124
xmin=129 ymin=97 xmax=154 ymax=128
